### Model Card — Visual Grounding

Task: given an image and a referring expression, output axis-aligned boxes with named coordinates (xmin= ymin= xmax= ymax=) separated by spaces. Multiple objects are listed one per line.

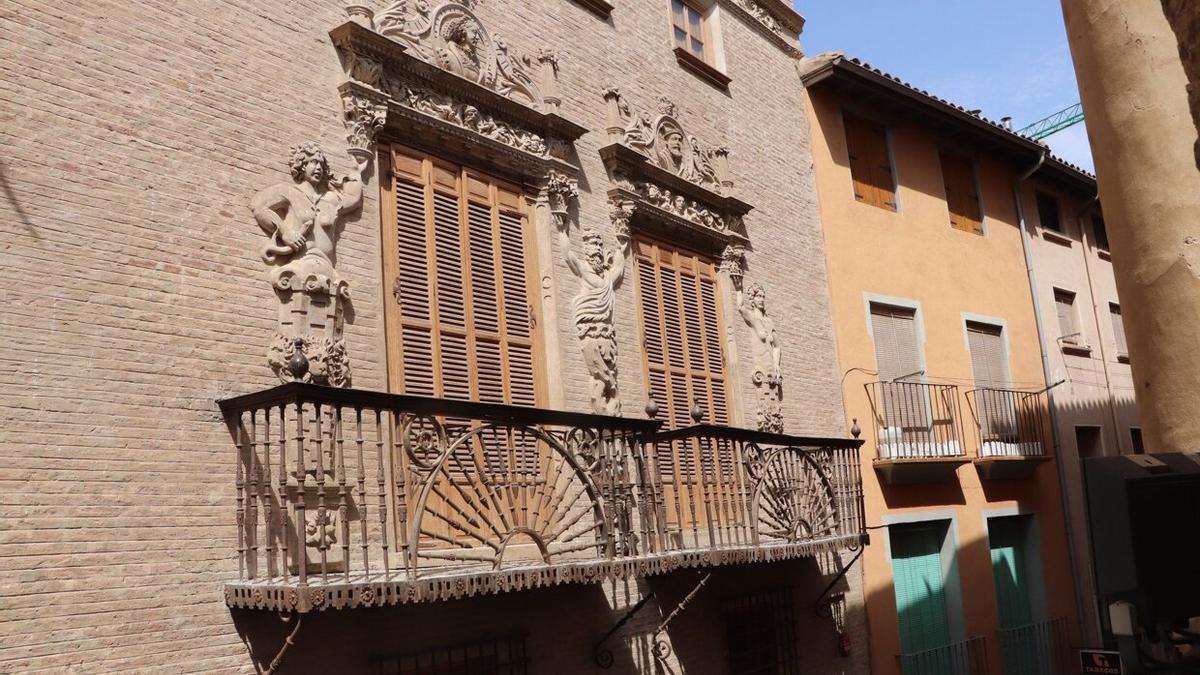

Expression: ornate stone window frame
xmin=568 ymin=0 xmax=614 ymax=19
xmin=598 ymin=88 xmax=752 ymax=254
xmin=331 ymin=2 xmax=588 ymax=189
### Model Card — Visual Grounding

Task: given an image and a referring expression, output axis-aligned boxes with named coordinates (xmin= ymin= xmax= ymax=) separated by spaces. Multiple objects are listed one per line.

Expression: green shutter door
xmin=892 ymin=524 xmax=952 ymax=655
xmin=989 ymin=517 xmax=1033 ymax=628
xmin=990 ymin=516 xmax=1044 ymax=675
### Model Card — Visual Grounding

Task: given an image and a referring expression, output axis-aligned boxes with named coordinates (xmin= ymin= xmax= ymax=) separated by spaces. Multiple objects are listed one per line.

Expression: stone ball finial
xmin=850 ymin=418 xmax=861 ymax=439
xmin=645 ymin=395 xmax=659 ymax=419
xmin=690 ymin=403 xmax=704 ymax=423
xmin=288 ymin=337 xmax=310 ymax=382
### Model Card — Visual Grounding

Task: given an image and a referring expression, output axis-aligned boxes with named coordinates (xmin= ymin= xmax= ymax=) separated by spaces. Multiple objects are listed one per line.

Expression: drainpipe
xmin=1073 ymin=195 xmax=1123 ymax=452
xmin=1013 ymin=151 xmax=1095 ymax=644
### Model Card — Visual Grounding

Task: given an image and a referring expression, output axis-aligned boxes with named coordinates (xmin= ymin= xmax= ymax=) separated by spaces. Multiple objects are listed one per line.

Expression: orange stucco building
xmin=801 ymin=54 xmax=1092 ymax=675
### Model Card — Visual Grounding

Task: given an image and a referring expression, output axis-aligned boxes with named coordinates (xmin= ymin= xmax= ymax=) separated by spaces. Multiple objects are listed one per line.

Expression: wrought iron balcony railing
xmin=996 ymin=617 xmax=1072 ymax=675
xmin=220 ymin=383 xmax=864 ymax=612
xmin=964 ymin=388 xmax=1050 ymax=459
xmin=898 ymin=636 xmax=990 ymax=675
xmin=864 ymin=381 xmax=967 ymax=460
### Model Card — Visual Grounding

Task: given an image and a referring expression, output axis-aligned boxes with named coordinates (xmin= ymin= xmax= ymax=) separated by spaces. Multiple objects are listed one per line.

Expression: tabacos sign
xmin=1080 ymin=650 xmax=1123 ymax=675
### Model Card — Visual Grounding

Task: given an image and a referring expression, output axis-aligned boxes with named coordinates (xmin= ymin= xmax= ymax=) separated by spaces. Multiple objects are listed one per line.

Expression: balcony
xmin=219 ymin=383 xmax=865 ymax=612
xmin=965 ymin=388 xmax=1051 ymax=480
xmin=898 ymin=636 xmax=990 ymax=675
xmin=996 ymin=617 xmax=1072 ymax=675
xmin=865 ymin=381 xmax=970 ymax=485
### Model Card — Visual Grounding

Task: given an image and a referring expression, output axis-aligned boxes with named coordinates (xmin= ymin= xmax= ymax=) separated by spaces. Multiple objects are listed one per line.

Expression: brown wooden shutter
xmin=634 ymin=238 xmax=730 ymax=428
xmin=382 ymin=145 xmax=542 ymax=406
xmin=940 ymin=151 xmax=983 ymax=234
xmin=844 ymin=114 xmax=897 ymax=211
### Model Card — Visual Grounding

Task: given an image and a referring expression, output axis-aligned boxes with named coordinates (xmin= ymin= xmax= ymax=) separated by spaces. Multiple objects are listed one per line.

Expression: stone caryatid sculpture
xmin=251 ymin=143 xmax=363 ymax=387
xmin=552 ymin=173 xmax=632 ymax=415
xmin=732 ymin=258 xmax=783 ymax=433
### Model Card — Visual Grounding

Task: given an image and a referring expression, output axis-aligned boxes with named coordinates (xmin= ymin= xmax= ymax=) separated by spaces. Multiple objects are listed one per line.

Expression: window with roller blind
xmin=967 ymin=322 xmax=1015 ymax=443
xmin=1053 ymin=289 xmax=1082 ymax=348
xmin=634 ymin=237 xmax=731 ymax=429
xmin=940 ymin=151 xmax=983 ymax=235
xmin=1110 ymin=303 xmax=1128 ymax=360
xmin=671 ymin=0 xmax=711 ymax=64
xmin=870 ymin=303 xmax=929 ymax=434
xmin=380 ymin=144 xmax=543 ymax=406
xmin=843 ymin=113 xmax=898 ymax=212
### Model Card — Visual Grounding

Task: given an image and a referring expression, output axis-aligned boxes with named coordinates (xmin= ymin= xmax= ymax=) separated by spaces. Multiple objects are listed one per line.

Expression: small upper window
xmin=671 ymin=0 xmax=709 ymax=63
xmin=1036 ymin=192 xmax=1063 ymax=233
xmin=844 ymin=113 xmax=897 ymax=212
xmin=1054 ymin=288 xmax=1082 ymax=346
xmin=940 ymin=151 xmax=983 ymax=234
xmin=1093 ymin=213 xmax=1110 ymax=251
xmin=1110 ymin=303 xmax=1128 ymax=359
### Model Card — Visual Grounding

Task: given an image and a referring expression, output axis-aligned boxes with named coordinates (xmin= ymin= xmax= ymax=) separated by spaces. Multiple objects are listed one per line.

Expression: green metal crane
xmin=1018 ymin=102 xmax=1085 ymax=140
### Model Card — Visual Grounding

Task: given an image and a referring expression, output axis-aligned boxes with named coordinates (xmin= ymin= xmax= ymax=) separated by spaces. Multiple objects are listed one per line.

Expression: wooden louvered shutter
xmin=634 ymin=238 xmax=730 ymax=428
xmin=382 ymin=145 xmax=542 ymax=406
xmin=844 ymin=114 xmax=897 ymax=211
xmin=870 ymin=304 xmax=926 ymax=431
xmin=940 ymin=151 xmax=983 ymax=234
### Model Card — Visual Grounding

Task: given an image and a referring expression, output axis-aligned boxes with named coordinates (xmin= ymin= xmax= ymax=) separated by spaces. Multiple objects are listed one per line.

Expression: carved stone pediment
xmin=599 ymin=89 xmax=751 ymax=248
xmin=330 ymin=4 xmax=585 ymax=183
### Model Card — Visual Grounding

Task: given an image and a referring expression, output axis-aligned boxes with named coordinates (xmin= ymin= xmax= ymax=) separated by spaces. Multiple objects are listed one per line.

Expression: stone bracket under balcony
xmin=218 ymin=383 xmax=865 ymax=612
xmin=873 ymin=456 xmax=972 ymax=486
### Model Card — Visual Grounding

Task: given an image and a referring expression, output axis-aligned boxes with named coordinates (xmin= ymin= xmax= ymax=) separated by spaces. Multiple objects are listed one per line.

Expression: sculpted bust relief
xmin=437 ymin=15 xmax=484 ymax=80
xmin=250 ymin=143 xmax=362 ymax=386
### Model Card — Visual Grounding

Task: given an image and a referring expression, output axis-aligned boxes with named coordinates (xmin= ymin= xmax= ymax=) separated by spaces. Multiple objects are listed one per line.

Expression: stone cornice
xmin=718 ymin=0 xmax=804 ymax=58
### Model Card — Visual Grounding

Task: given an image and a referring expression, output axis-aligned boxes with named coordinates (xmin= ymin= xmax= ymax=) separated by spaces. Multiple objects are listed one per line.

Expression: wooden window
xmin=1036 ymin=192 xmax=1062 ymax=233
xmin=940 ymin=151 xmax=983 ymax=234
xmin=1053 ymin=289 xmax=1081 ymax=346
xmin=381 ymin=144 xmax=543 ymax=406
xmin=844 ymin=113 xmax=897 ymax=211
xmin=671 ymin=0 xmax=709 ymax=63
xmin=635 ymin=237 xmax=730 ymax=428
xmin=1093 ymin=213 xmax=1110 ymax=251
xmin=1110 ymin=303 xmax=1128 ymax=358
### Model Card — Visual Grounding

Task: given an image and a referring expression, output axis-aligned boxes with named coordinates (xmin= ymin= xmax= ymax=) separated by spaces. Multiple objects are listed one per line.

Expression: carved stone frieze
xmin=383 ymin=77 xmax=547 ymax=155
xmin=718 ymin=0 xmax=803 ymax=58
xmin=250 ymin=143 xmax=360 ymax=387
xmin=367 ymin=0 xmax=547 ymax=110
xmin=635 ymin=181 xmax=744 ymax=236
xmin=605 ymin=90 xmax=725 ymax=192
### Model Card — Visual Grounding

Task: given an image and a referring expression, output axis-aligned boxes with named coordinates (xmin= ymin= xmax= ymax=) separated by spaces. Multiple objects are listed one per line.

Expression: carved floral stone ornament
xmin=332 ymin=0 xmax=585 ymax=180
xmin=251 ymin=143 xmax=360 ymax=387
xmin=599 ymin=88 xmax=751 ymax=248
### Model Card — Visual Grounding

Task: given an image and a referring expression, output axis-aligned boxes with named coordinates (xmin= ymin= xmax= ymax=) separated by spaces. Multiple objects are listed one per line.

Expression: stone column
xmin=1060 ymin=1 xmax=1200 ymax=453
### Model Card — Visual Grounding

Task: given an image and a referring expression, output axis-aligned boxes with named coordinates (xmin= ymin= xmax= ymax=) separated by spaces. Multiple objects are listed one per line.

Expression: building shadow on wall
xmin=229 ymin=559 xmax=855 ymax=674
xmin=0 ymin=158 xmax=38 ymax=238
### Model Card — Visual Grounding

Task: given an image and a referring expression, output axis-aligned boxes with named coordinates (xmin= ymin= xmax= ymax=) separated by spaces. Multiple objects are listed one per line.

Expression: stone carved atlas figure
xmin=737 ymin=280 xmax=784 ymax=433
xmin=554 ymin=184 xmax=631 ymax=415
xmin=251 ymin=143 xmax=363 ymax=386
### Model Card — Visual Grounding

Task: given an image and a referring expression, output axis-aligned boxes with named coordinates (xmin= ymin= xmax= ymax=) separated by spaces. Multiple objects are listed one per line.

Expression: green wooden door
xmin=892 ymin=523 xmax=953 ymax=674
xmin=990 ymin=516 xmax=1046 ymax=675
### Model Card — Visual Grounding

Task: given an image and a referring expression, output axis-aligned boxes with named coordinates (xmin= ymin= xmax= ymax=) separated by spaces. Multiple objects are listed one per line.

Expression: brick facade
xmin=0 ymin=0 xmax=865 ymax=672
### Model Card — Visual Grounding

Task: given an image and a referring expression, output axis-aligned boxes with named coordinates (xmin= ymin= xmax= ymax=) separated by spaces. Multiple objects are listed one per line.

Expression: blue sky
xmin=797 ymin=1 xmax=1095 ymax=172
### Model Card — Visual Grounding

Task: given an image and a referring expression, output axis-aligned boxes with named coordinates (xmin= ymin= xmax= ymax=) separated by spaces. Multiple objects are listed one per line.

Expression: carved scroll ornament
xmin=250 ymin=143 xmax=360 ymax=387
xmin=368 ymin=0 xmax=548 ymax=110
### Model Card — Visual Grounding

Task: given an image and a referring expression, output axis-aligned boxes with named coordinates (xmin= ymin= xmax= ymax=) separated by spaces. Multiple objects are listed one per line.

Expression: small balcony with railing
xmin=864 ymin=381 xmax=971 ymax=485
xmin=964 ymin=388 xmax=1052 ymax=480
xmin=220 ymin=383 xmax=865 ymax=612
